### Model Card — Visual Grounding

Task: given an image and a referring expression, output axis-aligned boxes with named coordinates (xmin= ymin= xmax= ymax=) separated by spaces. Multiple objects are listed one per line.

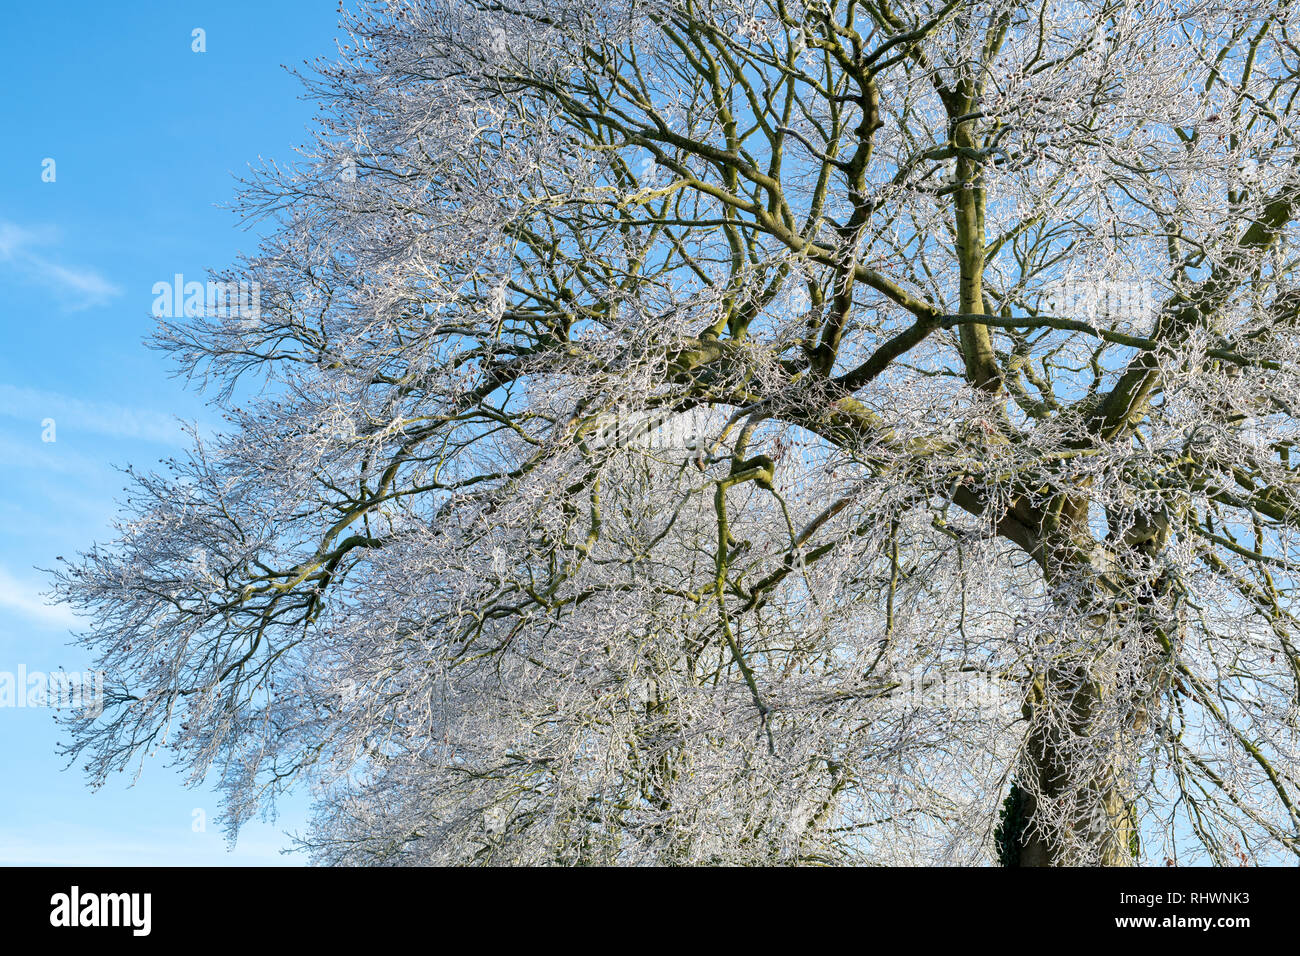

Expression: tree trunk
xmin=994 ymin=507 xmax=1164 ymax=866
xmin=1002 ymin=663 xmax=1139 ymax=866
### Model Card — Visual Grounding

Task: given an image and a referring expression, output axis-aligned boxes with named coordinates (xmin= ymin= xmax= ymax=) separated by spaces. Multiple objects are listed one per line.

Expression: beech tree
xmin=55 ymin=0 xmax=1300 ymax=865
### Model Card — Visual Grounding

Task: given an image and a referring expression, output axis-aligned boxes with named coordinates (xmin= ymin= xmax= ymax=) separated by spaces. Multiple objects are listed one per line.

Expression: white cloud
xmin=0 ymin=383 xmax=193 ymax=445
xmin=0 ymin=220 xmax=121 ymax=310
xmin=0 ymin=825 xmax=300 ymax=866
xmin=0 ymin=565 xmax=77 ymax=630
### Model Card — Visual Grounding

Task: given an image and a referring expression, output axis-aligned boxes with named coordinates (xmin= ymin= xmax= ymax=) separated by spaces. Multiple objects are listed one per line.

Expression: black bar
xmin=0 ymin=865 xmax=1288 ymax=942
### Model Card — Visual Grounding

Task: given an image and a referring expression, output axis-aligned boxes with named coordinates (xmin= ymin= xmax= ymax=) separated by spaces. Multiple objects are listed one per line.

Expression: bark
xmin=998 ymin=512 xmax=1162 ymax=866
xmin=1006 ymin=663 xmax=1140 ymax=866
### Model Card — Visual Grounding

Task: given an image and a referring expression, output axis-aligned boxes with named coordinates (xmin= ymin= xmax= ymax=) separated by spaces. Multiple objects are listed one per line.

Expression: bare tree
xmin=56 ymin=0 xmax=1300 ymax=865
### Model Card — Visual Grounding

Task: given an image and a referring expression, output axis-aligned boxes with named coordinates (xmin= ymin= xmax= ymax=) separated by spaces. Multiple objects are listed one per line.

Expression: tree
xmin=55 ymin=0 xmax=1300 ymax=865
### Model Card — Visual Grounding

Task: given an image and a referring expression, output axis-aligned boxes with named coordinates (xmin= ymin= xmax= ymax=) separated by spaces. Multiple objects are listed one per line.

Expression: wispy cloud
xmin=0 ymin=383 xmax=195 ymax=446
xmin=0 ymin=220 xmax=121 ymax=310
xmin=0 ymin=824 xmax=300 ymax=866
xmin=0 ymin=565 xmax=77 ymax=630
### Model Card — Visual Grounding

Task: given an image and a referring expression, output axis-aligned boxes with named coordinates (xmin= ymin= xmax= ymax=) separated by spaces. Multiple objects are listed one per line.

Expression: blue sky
xmin=0 ymin=1 xmax=347 ymax=865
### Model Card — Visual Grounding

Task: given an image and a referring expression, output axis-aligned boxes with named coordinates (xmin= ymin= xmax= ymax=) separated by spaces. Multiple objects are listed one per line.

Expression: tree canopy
xmin=56 ymin=0 xmax=1300 ymax=864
